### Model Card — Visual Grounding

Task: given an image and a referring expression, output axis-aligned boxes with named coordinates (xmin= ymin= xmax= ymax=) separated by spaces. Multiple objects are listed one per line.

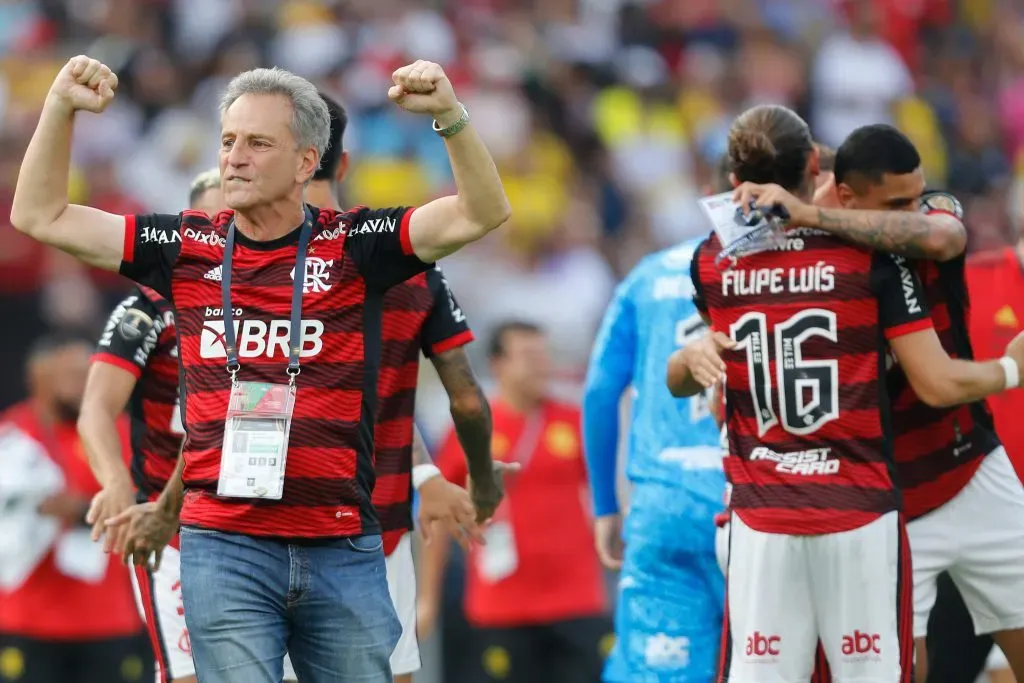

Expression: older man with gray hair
xmin=12 ymin=55 xmax=510 ymax=683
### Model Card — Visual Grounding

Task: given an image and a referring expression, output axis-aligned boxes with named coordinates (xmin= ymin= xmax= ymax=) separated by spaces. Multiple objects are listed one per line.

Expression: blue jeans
xmin=179 ymin=527 xmax=401 ymax=683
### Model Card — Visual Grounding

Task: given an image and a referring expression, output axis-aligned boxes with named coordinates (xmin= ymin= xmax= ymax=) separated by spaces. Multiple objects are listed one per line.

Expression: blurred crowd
xmin=2 ymin=0 xmax=1024 ymax=415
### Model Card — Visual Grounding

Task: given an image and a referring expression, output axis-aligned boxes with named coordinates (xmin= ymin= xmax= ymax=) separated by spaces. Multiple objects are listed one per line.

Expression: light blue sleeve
xmin=582 ymin=271 xmax=640 ymax=517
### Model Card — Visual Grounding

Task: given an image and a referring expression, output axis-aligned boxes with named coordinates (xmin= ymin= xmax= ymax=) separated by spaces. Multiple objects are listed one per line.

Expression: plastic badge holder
xmin=217 ymin=382 xmax=296 ymax=500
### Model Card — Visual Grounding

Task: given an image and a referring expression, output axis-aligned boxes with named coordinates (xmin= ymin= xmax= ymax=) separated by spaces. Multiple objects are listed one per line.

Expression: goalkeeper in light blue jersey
xmin=583 ymin=169 xmax=731 ymax=682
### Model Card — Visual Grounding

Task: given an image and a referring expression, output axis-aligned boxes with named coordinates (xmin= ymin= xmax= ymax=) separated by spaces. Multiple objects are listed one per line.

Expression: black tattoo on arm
xmin=813 ymin=208 xmax=965 ymax=261
xmin=430 ymin=347 xmax=493 ymax=481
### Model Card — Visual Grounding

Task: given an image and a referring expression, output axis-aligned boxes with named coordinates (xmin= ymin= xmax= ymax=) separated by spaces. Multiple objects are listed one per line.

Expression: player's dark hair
xmin=834 ymin=124 xmax=921 ymax=186
xmin=314 ymin=91 xmax=348 ymax=182
xmin=727 ymin=105 xmax=814 ymax=192
xmin=816 ymin=143 xmax=836 ymax=173
xmin=27 ymin=330 xmax=94 ymax=362
xmin=488 ymin=321 xmax=544 ymax=360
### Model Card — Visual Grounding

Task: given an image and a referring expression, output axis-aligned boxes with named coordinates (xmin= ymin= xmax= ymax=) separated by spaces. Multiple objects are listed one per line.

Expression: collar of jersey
xmin=230 ymin=203 xmax=318 ymax=251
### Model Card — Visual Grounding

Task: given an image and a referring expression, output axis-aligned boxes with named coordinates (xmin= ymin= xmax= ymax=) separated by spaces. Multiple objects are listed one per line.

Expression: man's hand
xmin=1004 ymin=332 xmax=1024 ymax=384
xmin=733 ymin=182 xmax=816 ymax=226
xmin=85 ymin=479 xmax=136 ymax=553
xmin=49 ymin=55 xmax=118 ymax=114
xmin=418 ymin=476 xmax=484 ymax=550
xmin=104 ymin=502 xmax=179 ymax=570
xmin=38 ymin=491 xmax=89 ymax=526
xmin=388 ymin=60 xmax=459 ymax=121
xmin=594 ymin=514 xmax=625 ymax=571
xmin=682 ymin=331 xmax=735 ymax=388
xmin=468 ymin=461 xmax=521 ymax=523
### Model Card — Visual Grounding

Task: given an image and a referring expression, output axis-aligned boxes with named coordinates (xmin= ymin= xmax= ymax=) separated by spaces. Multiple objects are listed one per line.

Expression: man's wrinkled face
xmin=837 ymin=167 xmax=927 ymax=212
xmin=219 ymin=93 xmax=315 ymax=210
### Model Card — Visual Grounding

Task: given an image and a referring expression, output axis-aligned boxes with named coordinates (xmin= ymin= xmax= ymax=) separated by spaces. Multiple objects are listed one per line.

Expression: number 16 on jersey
xmin=731 ymin=309 xmax=839 ymax=437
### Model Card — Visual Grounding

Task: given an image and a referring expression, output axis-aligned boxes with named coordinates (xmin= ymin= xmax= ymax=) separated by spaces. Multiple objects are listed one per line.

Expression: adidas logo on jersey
xmin=204 ymin=266 xmax=223 ymax=282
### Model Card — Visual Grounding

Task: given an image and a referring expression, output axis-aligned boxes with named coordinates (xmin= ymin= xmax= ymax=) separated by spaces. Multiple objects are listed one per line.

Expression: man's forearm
xmin=437 ymin=109 xmax=511 ymax=232
xmin=157 ymin=441 xmax=186 ymax=516
xmin=453 ymin=392 xmax=493 ymax=481
xmin=431 ymin=348 xmax=494 ymax=480
xmin=78 ymin=411 xmax=132 ymax=489
xmin=808 ymin=208 xmax=965 ymax=261
xmin=11 ymin=97 xmax=74 ymax=236
xmin=412 ymin=425 xmax=432 ymax=467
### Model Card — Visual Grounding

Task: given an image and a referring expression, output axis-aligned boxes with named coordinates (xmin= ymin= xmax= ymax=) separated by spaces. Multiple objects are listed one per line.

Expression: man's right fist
xmin=50 ymin=55 xmax=118 ymax=114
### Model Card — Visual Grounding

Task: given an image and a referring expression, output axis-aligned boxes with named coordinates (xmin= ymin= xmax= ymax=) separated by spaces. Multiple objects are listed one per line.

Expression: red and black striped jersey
xmin=92 ymin=286 xmax=182 ymax=502
xmin=692 ymin=230 xmax=933 ymax=535
xmin=119 ymin=204 xmax=431 ymax=539
xmin=375 ymin=265 xmax=474 ymax=556
xmin=890 ymin=194 xmax=1000 ymax=520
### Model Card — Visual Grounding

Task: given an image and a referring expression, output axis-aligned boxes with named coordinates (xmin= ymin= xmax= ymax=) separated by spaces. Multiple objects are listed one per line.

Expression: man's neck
xmin=30 ymin=397 xmax=57 ymax=428
xmin=233 ymin=196 xmax=307 ymax=242
xmin=305 ymin=180 xmax=340 ymax=212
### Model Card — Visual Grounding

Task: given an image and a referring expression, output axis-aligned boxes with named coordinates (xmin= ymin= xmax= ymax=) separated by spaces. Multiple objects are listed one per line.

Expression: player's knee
xmin=992 ymin=628 xmax=1024 ymax=675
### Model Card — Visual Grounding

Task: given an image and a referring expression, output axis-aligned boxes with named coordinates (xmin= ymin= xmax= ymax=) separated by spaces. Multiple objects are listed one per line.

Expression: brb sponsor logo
xmin=745 ymin=632 xmax=780 ymax=658
xmin=199 ymin=308 xmax=324 ymax=359
xmin=841 ymin=630 xmax=881 ymax=659
xmin=750 ymin=446 xmax=839 ymax=475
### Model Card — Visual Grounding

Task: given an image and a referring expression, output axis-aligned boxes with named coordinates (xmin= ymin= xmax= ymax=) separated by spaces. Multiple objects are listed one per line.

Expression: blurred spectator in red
xmin=0 ymin=332 xmax=152 ymax=683
xmin=965 ymin=185 xmax=1024 ymax=480
xmin=418 ymin=321 xmax=611 ymax=683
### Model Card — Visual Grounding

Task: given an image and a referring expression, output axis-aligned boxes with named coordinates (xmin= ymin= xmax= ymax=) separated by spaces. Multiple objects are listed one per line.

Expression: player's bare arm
xmin=667 ymin=331 xmax=735 ymax=398
xmin=429 ymin=346 xmax=505 ymax=521
xmin=734 ymin=181 xmax=966 ymax=261
xmin=891 ymin=329 xmax=1024 ymax=407
xmin=411 ymin=424 xmax=433 ymax=467
xmin=78 ymin=362 xmax=138 ymax=552
xmin=10 ymin=56 xmax=127 ymax=270
xmin=388 ymin=61 xmax=511 ymax=262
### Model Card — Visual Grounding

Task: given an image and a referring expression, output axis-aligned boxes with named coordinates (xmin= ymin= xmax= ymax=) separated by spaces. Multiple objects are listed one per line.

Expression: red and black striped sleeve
xmin=870 ymin=252 xmax=935 ymax=339
xmin=344 ymin=206 xmax=432 ymax=291
xmin=119 ymin=213 xmax=184 ymax=300
xmin=421 ymin=266 xmax=474 ymax=357
xmin=93 ymin=288 xmax=163 ymax=378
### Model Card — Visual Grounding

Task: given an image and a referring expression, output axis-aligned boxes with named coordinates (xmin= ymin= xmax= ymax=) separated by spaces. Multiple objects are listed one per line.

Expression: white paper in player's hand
xmin=698 ymin=191 xmax=749 ymax=246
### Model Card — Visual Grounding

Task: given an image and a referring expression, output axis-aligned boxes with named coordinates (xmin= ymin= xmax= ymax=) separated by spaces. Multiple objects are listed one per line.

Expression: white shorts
xmin=386 ymin=533 xmax=421 ymax=676
xmin=724 ymin=511 xmax=912 ymax=683
xmin=908 ymin=447 xmax=1024 ymax=638
xmin=130 ymin=544 xmax=298 ymax=681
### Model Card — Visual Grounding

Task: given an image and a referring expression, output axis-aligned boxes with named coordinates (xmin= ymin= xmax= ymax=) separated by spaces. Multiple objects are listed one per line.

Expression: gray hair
xmin=219 ymin=68 xmax=331 ymax=162
xmin=188 ymin=167 xmax=221 ymax=206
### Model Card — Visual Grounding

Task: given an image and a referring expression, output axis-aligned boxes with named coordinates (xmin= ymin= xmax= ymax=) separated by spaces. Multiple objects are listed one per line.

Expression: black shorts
xmin=467 ymin=616 xmax=613 ymax=683
xmin=0 ymin=632 xmax=154 ymax=683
